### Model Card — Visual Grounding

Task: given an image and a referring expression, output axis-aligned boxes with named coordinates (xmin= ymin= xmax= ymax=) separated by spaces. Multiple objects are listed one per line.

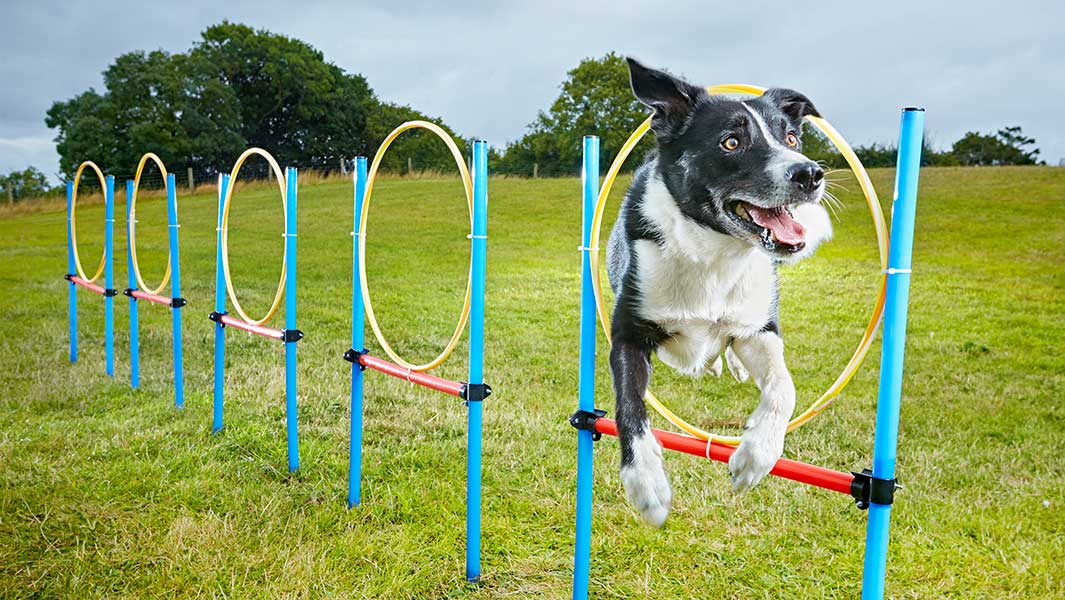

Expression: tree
xmin=498 ymin=52 xmax=652 ymax=176
xmin=46 ymin=22 xmax=451 ymax=180
xmin=0 ymin=167 xmax=54 ymax=202
xmin=951 ymin=126 xmax=1042 ymax=166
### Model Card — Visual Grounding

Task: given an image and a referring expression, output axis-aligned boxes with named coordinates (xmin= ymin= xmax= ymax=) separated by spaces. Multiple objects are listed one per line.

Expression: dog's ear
xmin=627 ymin=57 xmax=707 ymax=138
xmin=762 ymin=88 xmax=821 ymax=122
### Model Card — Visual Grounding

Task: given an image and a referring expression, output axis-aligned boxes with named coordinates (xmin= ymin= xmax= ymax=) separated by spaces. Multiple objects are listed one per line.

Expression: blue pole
xmin=165 ymin=173 xmax=184 ymax=409
xmin=126 ymin=181 xmax=139 ymax=389
xmin=284 ymin=167 xmax=300 ymax=472
xmin=349 ymin=156 xmax=367 ymax=508
xmin=213 ymin=175 xmax=229 ymax=433
xmin=104 ymin=175 xmax=115 ymax=378
xmin=572 ymin=135 xmax=599 ymax=600
xmin=861 ymin=108 xmax=925 ymax=600
xmin=66 ymin=181 xmax=77 ymax=364
xmin=465 ymin=140 xmax=489 ymax=583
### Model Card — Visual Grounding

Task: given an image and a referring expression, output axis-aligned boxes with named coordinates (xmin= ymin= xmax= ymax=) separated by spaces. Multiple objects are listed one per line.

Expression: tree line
xmin=3 ymin=33 xmax=1050 ymax=204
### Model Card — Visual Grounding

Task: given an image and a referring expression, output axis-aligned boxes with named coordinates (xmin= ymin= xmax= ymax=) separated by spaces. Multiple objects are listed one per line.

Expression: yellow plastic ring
xmin=220 ymin=148 xmax=288 ymax=326
xmin=359 ymin=120 xmax=474 ymax=372
xmin=128 ymin=153 xmax=174 ymax=295
xmin=70 ymin=161 xmax=109 ymax=283
xmin=591 ymin=84 xmax=889 ymax=445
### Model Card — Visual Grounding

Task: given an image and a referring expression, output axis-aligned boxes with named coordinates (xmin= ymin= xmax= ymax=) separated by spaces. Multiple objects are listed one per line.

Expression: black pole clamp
xmin=569 ymin=408 xmax=607 ymax=441
xmin=123 ymin=288 xmax=135 ymax=297
xmin=850 ymin=468 xmax=901 ymax=510
xmin=282 ymin=329 xmax=304 ymax=343
xmin=208 ymin=311 xmax=226 ymax=325
xmin=460 ymin=382 xmax=492 ymax=402
xmin=104 ymin=288 xmax=119 ymax=297
xmin=63 ymin=273 xmax=74 ymax=281
xmin=343 ymin=347 xmax=369 ymax=370
xmin=171 ymin=297 xmax=187 ymax=309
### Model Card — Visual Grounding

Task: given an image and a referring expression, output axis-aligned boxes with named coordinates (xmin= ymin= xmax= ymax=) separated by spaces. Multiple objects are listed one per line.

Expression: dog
xmin=606 ymin=58 xmax=832 ymax=527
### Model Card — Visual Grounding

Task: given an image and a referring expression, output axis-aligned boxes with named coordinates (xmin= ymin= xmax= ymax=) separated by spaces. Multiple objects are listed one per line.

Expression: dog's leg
xmin=611 ymin=339 xmax=671 ymax=527
xmin=726 ymin=332 xmax=795 ymax=491
xmin=724 ymin=343 xmax=749 ymax=383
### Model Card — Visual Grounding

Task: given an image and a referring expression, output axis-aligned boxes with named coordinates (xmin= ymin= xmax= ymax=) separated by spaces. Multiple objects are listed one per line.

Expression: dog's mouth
xmin=731 ymin=201 xmax=806 ymax=253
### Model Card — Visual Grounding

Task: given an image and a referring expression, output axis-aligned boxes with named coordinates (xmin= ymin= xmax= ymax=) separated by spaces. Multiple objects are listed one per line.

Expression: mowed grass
xmin=0 ymin=165 xmax=1062 ymax=599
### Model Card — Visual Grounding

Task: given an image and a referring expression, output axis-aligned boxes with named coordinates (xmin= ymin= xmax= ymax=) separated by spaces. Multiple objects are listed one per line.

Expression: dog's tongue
xmin=746 ymin=205 xmax=806 ymax=246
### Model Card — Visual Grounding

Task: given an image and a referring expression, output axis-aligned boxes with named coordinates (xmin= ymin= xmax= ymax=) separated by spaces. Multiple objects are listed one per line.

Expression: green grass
xmin=0 ymin=166 xmax=1062 ymax=598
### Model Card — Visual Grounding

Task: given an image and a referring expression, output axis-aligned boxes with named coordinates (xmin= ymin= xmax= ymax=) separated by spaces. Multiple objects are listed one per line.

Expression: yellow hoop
xmin=359 ymin=120 xmax=474 ymax=372
xmin=591 ymin=84 xmax=890 ymax=445
xmin=69 ymin=161 xmax=109 ymax=283
xmin=128 ymin=152 xmax=173 ymax=295
xmin=220 ymin=148 xmax=288 ymax=326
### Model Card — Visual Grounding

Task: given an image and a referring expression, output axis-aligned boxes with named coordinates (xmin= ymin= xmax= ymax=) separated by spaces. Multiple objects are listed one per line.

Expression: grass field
xmin=0 ymin=165 xmax=1062 ymax=599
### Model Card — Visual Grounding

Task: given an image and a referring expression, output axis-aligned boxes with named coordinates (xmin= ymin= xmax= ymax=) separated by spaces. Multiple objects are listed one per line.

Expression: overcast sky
xmin=2 ymin=0 xmax=1062 ymax=180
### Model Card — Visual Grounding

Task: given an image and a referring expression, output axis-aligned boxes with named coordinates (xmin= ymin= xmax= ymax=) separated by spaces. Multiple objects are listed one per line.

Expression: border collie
xmin=607 ymin=58 xmax=832 ymax=526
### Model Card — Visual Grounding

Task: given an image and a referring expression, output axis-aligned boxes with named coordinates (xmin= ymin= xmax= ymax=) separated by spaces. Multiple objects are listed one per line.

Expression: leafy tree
xmin=1 ymin=167 xmax=54 ymax=202
xmin=45 ymin=22 xmax=464 ymax=179
xmin=951 ymin=126 xmax=1042 ymax=166
xmin=191 ymin=22 xmax=373 ymax=168
xmin=498 ymin=52 xmax=652 ymax=176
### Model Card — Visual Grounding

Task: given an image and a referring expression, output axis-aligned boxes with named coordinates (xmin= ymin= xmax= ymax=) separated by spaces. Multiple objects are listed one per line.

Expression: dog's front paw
xmin=728 ymin=422 xmax=785 ymax=492
xmin=620 ymin=431 xmax=672 ymax=527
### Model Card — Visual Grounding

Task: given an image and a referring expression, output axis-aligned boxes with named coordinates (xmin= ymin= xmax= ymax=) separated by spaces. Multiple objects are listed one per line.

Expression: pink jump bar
xmin=129 ymin=289 xmax=172 ymax=306
xmin=593 ymin=417 xmax=855 ymax=496
xmin=358 ymin=353 xmax=465 ymax=397
xmin=218 ymin=314 xmax=285 ymax=340
xmin=69 ymin=275 xmax=106 ymax=295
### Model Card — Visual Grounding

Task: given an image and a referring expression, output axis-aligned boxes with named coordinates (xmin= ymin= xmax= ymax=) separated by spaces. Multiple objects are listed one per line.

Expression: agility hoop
xmin=128 ymin=152 xmax=174 ymax=295
xmin=219 ymin=148 xmax=289 ymax=326
xmin=358 ymin=120 xmax=475 ymax=372
xmin=590 ymin=83 xmax=890 ymax=445
xmin=69 ymin=161 xmax=110 ymax=283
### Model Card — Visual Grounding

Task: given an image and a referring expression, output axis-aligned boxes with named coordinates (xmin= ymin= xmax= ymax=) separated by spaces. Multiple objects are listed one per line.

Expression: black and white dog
xmin=607 ymin=59 xmax=832 ymax=526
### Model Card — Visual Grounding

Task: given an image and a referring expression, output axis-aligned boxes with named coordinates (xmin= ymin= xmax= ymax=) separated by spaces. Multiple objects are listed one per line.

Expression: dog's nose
xmin=787 ymin=163 xmax=824 ymax=194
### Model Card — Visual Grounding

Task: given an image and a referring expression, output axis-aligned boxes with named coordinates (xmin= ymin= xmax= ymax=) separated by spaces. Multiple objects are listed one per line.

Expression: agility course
xmin=344 ymin=122 xmax=491 ymax=582
xmin=569 ymin=90 xmax=925 ymax=599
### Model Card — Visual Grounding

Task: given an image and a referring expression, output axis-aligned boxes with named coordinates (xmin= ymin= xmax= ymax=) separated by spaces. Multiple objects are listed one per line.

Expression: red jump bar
xmin=69 ymin=276 xmax=106 ymax=295
xmin=358 ymin=353 xmax=465 ymax=397
xmin=129 ymin=289 xmax=171 ymax=306
xmin=593 ymin=418 xmax=855 ymax=496
xmin=218 ymin=314 xmax=285 ymax=340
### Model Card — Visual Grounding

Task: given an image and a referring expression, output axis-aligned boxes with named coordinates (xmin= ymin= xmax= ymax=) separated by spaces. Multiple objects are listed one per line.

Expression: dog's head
xmin=628 ymin=58 xmax=830 ymax=260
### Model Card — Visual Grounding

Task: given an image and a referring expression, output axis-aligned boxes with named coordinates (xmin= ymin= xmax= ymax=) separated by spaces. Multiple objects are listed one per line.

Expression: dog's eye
xmin=785 ymin=132 xmax=799 ymax=147
xmin=721 ymin=136 xmax=740 ymax=151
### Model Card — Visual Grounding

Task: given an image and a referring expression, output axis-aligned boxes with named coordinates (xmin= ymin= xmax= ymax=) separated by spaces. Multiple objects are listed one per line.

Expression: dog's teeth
xmin=735 ymin=204 xmax=750 ymax=220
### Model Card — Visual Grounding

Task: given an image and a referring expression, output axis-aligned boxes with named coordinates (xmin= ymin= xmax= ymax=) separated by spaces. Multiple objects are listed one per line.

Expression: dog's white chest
xmin=633 ymin=239 xmax=773 ymax=335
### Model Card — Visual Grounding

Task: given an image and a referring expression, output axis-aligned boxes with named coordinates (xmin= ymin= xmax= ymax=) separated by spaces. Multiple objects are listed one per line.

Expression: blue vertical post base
xmin=125 ymin=180 xmax=140 ymax=389
xmin=212 ymin=174 xmax=230 ymax=434
xmin=66 ymin=181 xmax=78 ymax=364
xmin=104 ymin=176 xmax=115 ymax=379
xmin=860 ymin=107 xmax=924 ymax=600
xmin=349 ymin=156 xmax=368 ymax=509
xmin=572 ymin=135 xmax=600 ymax=600
xmin=284 ymin=167 xmax=299 ymax=473
xmin=464 ymin=141 xmax=489 ymax=583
